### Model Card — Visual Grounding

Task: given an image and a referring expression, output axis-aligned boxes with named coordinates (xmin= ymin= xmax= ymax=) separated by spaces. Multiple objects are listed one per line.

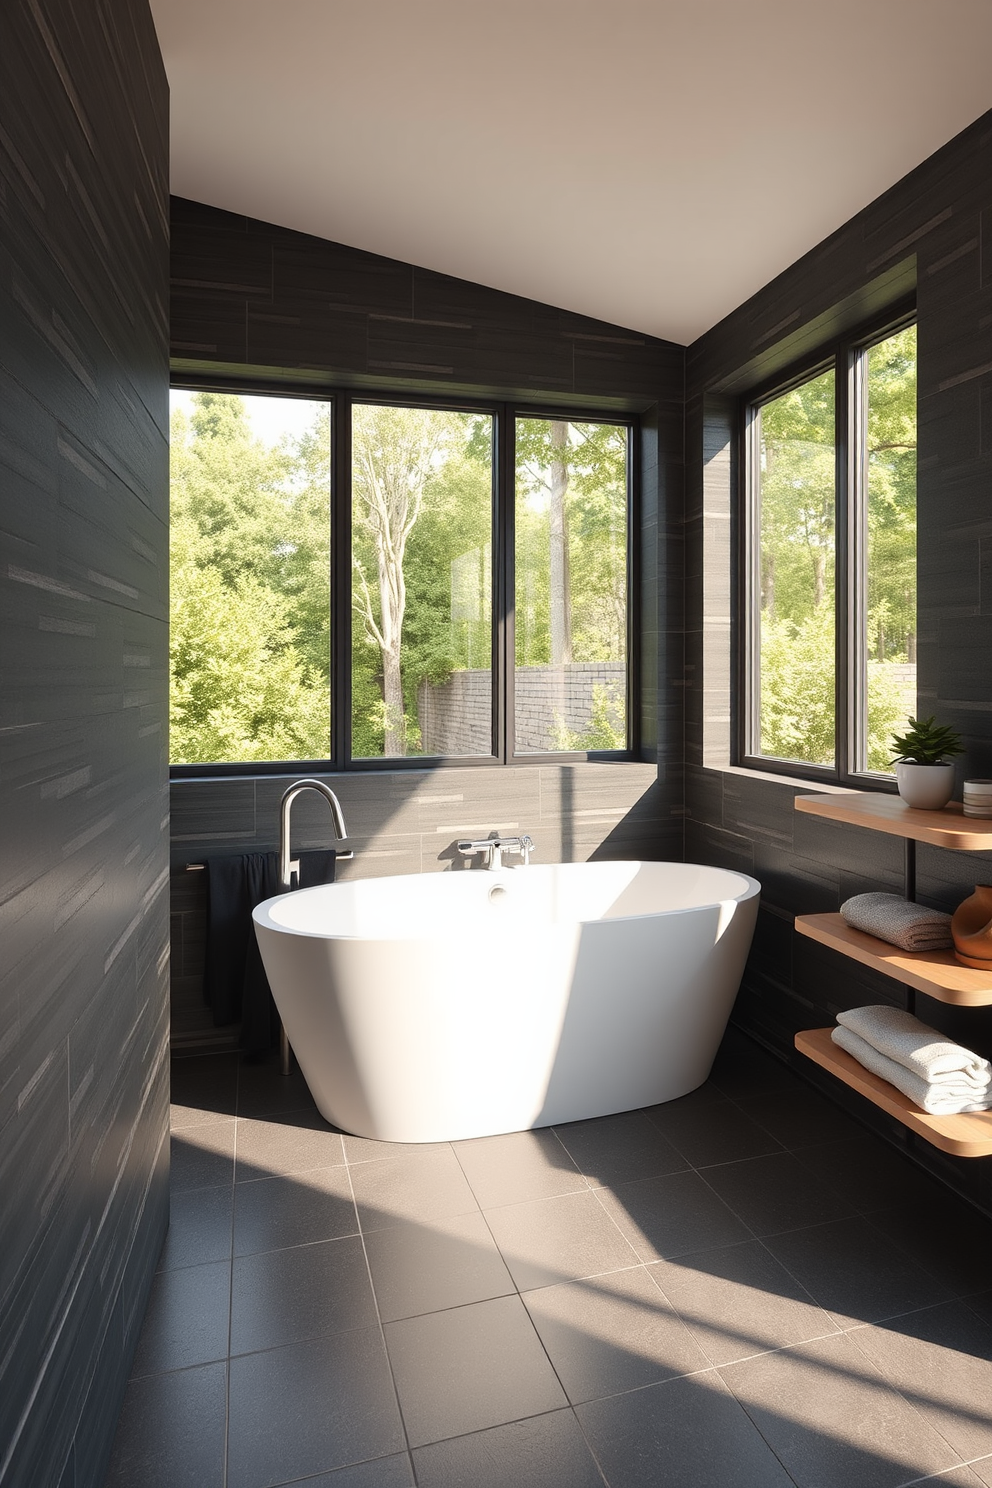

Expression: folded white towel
xmin=832 ymin=1025 xmax=992 ymax=1115
xmin=836 ymin=1005 xmax=991 ymax=1089
xmin=840 ymin=892 xmax=953 ymax=952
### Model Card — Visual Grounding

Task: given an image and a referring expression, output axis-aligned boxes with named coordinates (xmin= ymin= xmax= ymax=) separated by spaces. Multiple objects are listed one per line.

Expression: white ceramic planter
xmin=895 ymin=761 xmax=956 ymax=810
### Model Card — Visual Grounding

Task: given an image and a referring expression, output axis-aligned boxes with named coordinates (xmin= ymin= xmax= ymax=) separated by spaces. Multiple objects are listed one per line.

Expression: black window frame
xmin=169 ymin=379 xmax=638 ymax=778
xmin=736 ymin=301 xmax=916 ymax=788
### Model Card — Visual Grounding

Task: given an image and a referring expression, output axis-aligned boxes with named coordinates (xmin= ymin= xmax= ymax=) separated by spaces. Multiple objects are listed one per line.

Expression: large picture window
xmin=744 ymin=319 xmax=916 ymax=779
xmin=169 ymin=389 xmax=632 ymax=770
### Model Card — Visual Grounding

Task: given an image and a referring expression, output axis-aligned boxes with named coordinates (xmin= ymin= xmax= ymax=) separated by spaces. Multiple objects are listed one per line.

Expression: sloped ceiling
xmin=151 ymin=0 xmax=992 ymax=343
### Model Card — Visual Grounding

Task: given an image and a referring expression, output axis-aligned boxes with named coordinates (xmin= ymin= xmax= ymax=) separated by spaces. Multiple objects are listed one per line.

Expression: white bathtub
xmin=253 ymin=860 xmax=760 ymax=1143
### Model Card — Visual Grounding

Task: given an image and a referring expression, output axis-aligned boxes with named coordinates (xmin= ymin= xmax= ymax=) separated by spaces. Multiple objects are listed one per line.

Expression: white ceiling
xmin=151 ymin=0 xmax=992 ymax=345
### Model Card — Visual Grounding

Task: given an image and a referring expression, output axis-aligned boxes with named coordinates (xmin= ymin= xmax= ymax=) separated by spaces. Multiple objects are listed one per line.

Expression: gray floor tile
xmin=453 ymin=1128 xmax=587 ymax=1209
xmin=523 ymin=1264 xmax=710 ymax=1403
xmin=170 ymin=1054 xmax=239 ymax=1125
xmin=553 ymin=1109 xmax=689 ymax=1187
xmin=908 ymin=1467 xmax=989 ymax=1487
xmin=342 ymin=1132 xmax=451 ymax=1165
xmin=270 ymin=1457 xmax=415 ymax=1487
xmin=237 ymin=1058 xmax=317 ymax=1119
xmin=969 ymin=1455 xmax=992 ymax=1487
xmin=156 ymin=1184 xmax=233 ymax=1271
xmin=645 ymin=1091 xmax=785 ymax=1167
xmin=350 ymin=1147 xmax=479 ymax=1232
xmin=708 ymin=1032 xmax=797 ymax=1100
xmin=743 ymin=1084 xmax=864 ymax=1150
xmin=701 ymin=1150 xmax=859 ymax=1236
xmin=131 ymin=1260 xmax=231 ymax=1376
xmin=233 ymin=1165 xmax=357 ymax=1256
xmin=230 ymin=1235 xmax=376 ymax=1355
xmin=170 ymin=1121 xmax=236 ymax=1193
xmin=364 ymin=1210 xmax=514 ymax=1322
xmin=483 ymin=1189 xmax=640 ymax=1292
xmin=227 ymin=1328 xmax=405 ymax=1488
xmin=412 ymin=1409 xmax=605 ymax=1488
xmin=649 ymin=1238 xmax=840 ymax=1367
xmin=846 ymin=1301 xmax=992 ymax=1464
xmin=764 ymin=1216 xmax=956 ymax=1330
xmin=866 ymin=1204 xmax=992 ymax=1299
xmin=577 ymin=1370 xmax=795 ymax=1488
xmin=104 ymin=1362 xmax=227 ymax=1488
xmin=234 ymin=1109 xmax=346 ymax=1182
xmin=720 ymin=1331 xmax=961 ymax=1488
xmin=595 ymin=1168 xmax=751 ymax=1260
xmin=793 ymin=1135 xmax=947 ymax=1214
xmin=384 ymin=1294 xmax=567 ymax=1448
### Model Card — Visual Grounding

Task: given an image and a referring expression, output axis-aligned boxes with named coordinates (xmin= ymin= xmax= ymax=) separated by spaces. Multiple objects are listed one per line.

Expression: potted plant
xmin=890 ymin=716 xmax=963 ymax=809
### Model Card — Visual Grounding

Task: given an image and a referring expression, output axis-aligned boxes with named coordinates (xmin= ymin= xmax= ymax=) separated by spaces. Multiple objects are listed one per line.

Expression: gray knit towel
xmin=832 ymin=1025 xmax=992 ymax=1115
xmin=836 ymin=1005 xmax=991 ymax=1088
xmin=839 ymin=892 xmax=953 ymax=951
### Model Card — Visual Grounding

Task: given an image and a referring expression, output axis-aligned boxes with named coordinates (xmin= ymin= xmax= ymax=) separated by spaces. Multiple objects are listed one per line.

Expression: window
xmin=744 ymin=319 xmax=917 ymax=780
xmin=169 ymin=389 xmax=632 ymax=770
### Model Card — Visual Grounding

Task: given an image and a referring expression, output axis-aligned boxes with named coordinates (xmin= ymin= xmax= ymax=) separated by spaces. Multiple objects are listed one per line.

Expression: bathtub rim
xmin=252 ymin=859 xmax=761 ymax=942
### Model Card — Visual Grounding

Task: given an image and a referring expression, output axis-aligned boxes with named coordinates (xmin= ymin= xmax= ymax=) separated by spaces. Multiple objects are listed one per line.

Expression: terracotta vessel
xmin=952 ymin=884 xmax=992 ymax=968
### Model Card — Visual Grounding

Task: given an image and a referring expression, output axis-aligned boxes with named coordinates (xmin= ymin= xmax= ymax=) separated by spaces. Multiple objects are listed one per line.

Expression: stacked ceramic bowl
xmin=963 ymin=780 xmax=992 ymax=818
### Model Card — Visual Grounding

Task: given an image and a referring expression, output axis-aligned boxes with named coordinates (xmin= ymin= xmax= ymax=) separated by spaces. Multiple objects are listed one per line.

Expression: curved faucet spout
xmin=279 ymin=779 xmax=353 ymax=890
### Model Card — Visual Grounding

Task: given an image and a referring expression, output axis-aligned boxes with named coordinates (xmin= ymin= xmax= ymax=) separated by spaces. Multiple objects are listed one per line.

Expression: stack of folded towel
xmin=832 ymin=1005 xmax=992 ymax=1114
xmin=840 ymin=892 xmax=953 ymax=952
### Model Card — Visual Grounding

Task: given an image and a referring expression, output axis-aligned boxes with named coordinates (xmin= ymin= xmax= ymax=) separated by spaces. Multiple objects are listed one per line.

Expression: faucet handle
xmin=519 ymin=834 xmax=534 ymax=865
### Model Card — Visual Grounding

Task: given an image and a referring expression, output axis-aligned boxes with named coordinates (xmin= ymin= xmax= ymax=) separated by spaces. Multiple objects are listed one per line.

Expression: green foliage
xmin=890 ymin=715 xmax=964 ymax=766
xmin=553 ymin=684 xmax=626 ymax=751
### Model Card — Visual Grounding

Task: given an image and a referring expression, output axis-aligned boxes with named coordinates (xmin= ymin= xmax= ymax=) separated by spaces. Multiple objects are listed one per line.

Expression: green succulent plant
xmin=890 ymin=715 xmax=964 ymax=767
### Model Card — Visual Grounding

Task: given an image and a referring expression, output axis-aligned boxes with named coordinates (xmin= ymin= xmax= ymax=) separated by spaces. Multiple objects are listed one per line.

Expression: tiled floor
xmin=104 ymin=1028 xmax=992 ymax=1488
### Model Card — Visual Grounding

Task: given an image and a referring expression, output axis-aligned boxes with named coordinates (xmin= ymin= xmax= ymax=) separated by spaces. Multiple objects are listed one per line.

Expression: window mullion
xmin=835 ymin=346 xmax=852 ymax=781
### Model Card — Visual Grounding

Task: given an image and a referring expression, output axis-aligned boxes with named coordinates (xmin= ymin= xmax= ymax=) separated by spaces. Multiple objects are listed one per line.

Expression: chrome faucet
xmin=279 ymin=778 xmax=353 ymax=889
xmin=457 ymin=834 xmax=534 ymax=870
xmin=276 ymin=780 xmax=353 ymax=1075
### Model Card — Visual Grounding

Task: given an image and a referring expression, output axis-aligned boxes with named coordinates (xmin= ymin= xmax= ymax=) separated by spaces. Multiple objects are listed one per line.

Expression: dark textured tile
xmin=848 ymin=1301 xmax=992 ymax=1463
xmin=227 ymin=1329 xmax=405 ymax=1488
xmin=270 ymin=1457 xmax=415 ymax=1488
xmin=233 ymin=1166 xmax=357 ymax=1256
xmin=744 ymin=1084 xmax=865 ymax=1150
xmin=453 ymin=1128 xmax=586 ymax=1209
xmin=156 ymin=1184 xmax=233 ymax=1271
xmin=170 ymin=1122 xmax=236 ymax=1193
xmin=230 ymin=1234 xmax=376 ymax=1354
xmin=130 ymin=1260 xmax=231 ymax=1376
xmin=412 ymin=1409 xmax=604 ymax=1488
xmin=483 ymin=1189 xmax=640 ymax=1291
xmin=650 ymin=1238 xmax=839 ymax=1367
xmin=552 ymin=1109 xmax=688 ymax=1187
xmin=865 ymin=1202 xmax=992 ymax=1298
xmin=236 ymin=1059 xmax=317 ymax=1119
xmin=364 ymin=1210 xmax=514 ymax=1322
xmin=764 ymin=1216 xmax=956 ymax=1330
xmin=595 ymin=1168 xmax=751 ymax=1261
xmin=523 ymin=1264 xmax=710 ymax=1403
xmin=350 ymin=1147 xmax=479 ymax=1232
xmin=169 ymin=1053 xmax=238 ymax=1125
xmin=104 ymin=1362 xmax=227 ymax=1488
xmin=577 ymin=1370 xmax=794 ymax=1488
xmin=793 ymin=1135 xmax=949 ymax=1214
xmin=234 ymin=1110 xmax=345 ymax=1182
xmin=701 ymin=1151 xmax=859 ymax=1237
xmin=644 ymin=1091 xmax=784 ymax=1167
xmin=384 ymin=1294 xmax=567 ymax=1448
xmin=720 ymin=1332 xmax=960 ymax=1488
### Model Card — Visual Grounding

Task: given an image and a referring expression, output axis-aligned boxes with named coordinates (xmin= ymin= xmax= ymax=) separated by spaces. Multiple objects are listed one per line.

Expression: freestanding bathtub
xmin=253 ymin=860 xmax=760 ymax=1143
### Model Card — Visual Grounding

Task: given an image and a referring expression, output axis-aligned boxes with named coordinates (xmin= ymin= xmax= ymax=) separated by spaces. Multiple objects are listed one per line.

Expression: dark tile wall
xmin=685 ymin=110 xmax=992 ymax=1214
xmin=0 ymin=2 xmax=170 ymax=1483
xmin=167 ymin=200 xmax=686 ymax=1048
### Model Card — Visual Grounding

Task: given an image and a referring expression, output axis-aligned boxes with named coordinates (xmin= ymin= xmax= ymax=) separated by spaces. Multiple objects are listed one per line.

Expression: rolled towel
xmin=832 ymin=1024 xmax=992 ymax=1115
xmin=836 ymin=1005 xmax=991 ymax=1090
xmin=840 ymin=892 xmax=953 ymax=951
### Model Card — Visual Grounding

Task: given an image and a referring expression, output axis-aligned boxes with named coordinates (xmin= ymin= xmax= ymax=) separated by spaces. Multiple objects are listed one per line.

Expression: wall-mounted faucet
xmin=279 ymin=778 xmax=353 ymax=889
xmin=276 ymin=780 xmax=353 ymax=1074
xmin=457 ymin=834 xmax=534 ymax=870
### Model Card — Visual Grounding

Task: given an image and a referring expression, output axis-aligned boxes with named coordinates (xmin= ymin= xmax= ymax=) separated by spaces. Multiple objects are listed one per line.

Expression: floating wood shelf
xmin=795 ymin=913 xmax=992 ymax=1007
xmin=795 ymin=1027 xmax=992 ymax=1157
xmin=795 ymin=791 xmax=992 ymax=851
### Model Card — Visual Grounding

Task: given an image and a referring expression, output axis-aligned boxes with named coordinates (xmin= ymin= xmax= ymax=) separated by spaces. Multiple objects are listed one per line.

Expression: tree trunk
xmin=762 ymin=549 xmax=775 ymax=618
xmin=381 ymin=646 xmax=405 ymax=756
xmin=813 ymin=550 xmax=825 ymax=610
xmin=549 ymin=421 xmax=572 ymax=667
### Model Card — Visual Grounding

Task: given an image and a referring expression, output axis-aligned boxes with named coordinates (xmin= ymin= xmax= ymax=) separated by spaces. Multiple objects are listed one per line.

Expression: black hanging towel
xmin=204 ymin=850 xmax=336 ymax=1055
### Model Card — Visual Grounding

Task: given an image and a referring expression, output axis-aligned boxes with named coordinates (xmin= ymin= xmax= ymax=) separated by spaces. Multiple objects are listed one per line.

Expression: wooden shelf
xmin=795 ymin=913 xmax=992 ymax=1007
xmin=795 ymin=1027 xmax=992 ymax=1157
xmin=795 ymin=791 xmax=992 ymax=850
